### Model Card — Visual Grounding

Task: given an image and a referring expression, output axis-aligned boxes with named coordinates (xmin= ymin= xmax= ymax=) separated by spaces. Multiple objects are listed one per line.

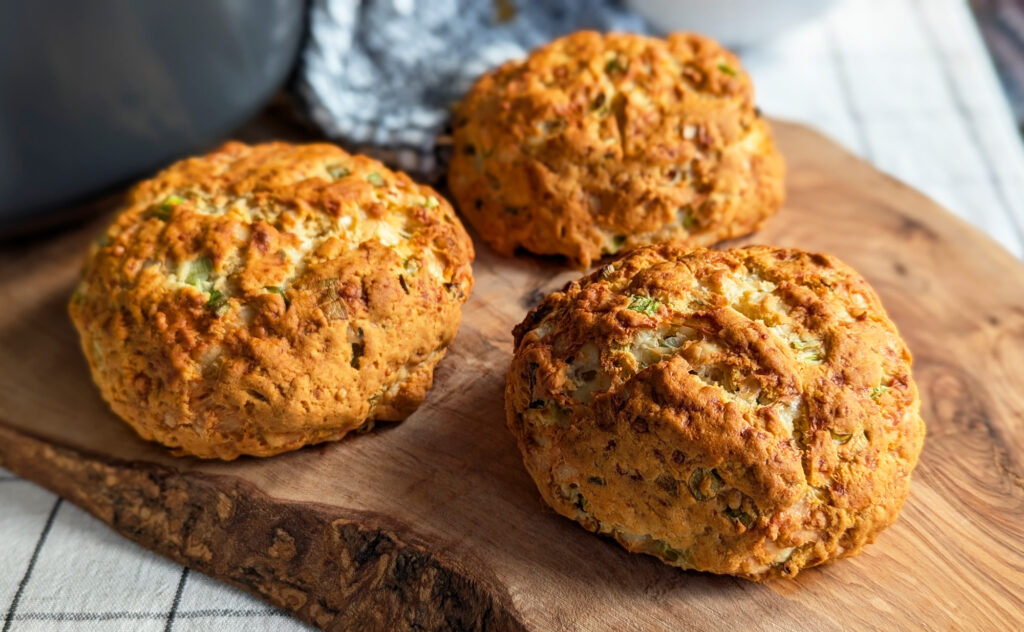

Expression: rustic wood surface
xmin=1 ymin=121 xmax=1022 ymax=631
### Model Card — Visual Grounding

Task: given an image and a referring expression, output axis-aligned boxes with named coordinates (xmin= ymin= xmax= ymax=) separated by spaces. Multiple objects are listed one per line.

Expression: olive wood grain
xmin=1 ymin=121 xmax=1022 ymax=631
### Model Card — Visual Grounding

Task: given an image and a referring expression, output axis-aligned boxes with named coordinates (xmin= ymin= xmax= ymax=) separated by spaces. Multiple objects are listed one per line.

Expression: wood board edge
xmin=0 ymin=422 xmax=527 ymax=632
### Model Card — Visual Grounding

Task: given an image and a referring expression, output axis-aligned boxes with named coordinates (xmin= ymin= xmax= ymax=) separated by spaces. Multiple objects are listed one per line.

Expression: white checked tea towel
xmin=1 ymin=1 xmax=1022 ymax=630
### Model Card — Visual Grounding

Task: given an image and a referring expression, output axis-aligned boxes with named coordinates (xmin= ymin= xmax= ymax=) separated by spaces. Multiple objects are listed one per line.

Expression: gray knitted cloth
xmin=297 ymin=0 xmax=648 ymax=180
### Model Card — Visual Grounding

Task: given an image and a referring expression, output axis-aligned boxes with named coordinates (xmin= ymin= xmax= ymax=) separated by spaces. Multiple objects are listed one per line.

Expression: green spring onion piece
xmin=725 ymin=507 xmax=754 ymax=528
xmin=350 ymin=327 xmax=365 ymax=368
xmin=790 ymin=340 xmax=823 ymax=363
xmin=688 ymin=467 xmax=724 ymax=501
xmin=185 ymin=257 xmax=214 ymax=289
xmin=205 ymin=289 xmax=228 ymax=315
xmin=574 ymin=491 xmax=587 ymax=512
xmin=830 ymin=429 xmax=854 ymax=444
xmin=658 ymin=542 xmax=691 ymax=565
xmin=627 ymin=294 xmax=660 ymax=316
xmin=149 ymin=195 xmax=184 ymax=220
xmin=662 ymin=335 xmax=684 ymax=349
xmin=327 ymin=164 xmax=351 ymax=178
xmin=605 ymin=56 xmax=628 ymax=74
xmin=265 ymin=286 xmax=289 ymax=308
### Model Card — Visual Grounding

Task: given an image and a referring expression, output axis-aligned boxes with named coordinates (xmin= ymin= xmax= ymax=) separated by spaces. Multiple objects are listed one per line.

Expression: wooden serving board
xmin=1 ymin=121 xmax=1023 ymax=631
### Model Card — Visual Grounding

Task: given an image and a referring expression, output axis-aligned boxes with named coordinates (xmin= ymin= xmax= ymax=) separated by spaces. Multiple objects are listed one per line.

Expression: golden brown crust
xmin=70 ymin=142 xmax=474 ymax=460
xmin=505 ymin=244 xmax=924 ymax=579
xmin=448 ymin=31 xmax=785 ymax=268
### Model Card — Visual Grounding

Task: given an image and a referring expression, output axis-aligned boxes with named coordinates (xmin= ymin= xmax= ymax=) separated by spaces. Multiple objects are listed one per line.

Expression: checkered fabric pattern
xmin=2 ymin=1 xmax=1022 ymax=630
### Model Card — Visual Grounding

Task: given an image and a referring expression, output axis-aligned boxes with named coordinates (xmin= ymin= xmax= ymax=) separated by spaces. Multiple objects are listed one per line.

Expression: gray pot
xmin=0 ymin=0 xmax=305 ymax=235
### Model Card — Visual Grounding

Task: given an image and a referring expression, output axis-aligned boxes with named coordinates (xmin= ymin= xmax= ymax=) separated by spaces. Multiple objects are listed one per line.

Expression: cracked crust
xmin=69 ymin=141 xmax=474 ymax=459
xmin=505 ymin=244 xmax=925 ymax=579
xmin=448 ymin=31 xmax=785 ymax=268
